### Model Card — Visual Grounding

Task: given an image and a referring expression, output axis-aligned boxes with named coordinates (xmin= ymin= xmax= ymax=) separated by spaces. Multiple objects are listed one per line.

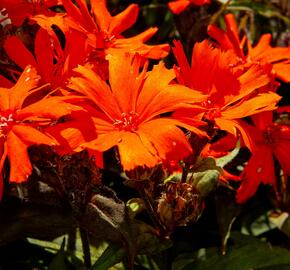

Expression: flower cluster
xmin=0 ymin=0 xmax=289 ymax=206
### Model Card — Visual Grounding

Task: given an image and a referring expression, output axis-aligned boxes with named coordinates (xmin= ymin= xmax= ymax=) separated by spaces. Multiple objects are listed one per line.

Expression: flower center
xmin=113 ymin=112 xmax=140 ymax=132
xmin=205 ymin=108 xmax=221 ymax=120
xmin=27 ymin=0 xmax=43 ymax=4
xmin=0 ymin=110 xmax=15 ymax=136
xmin=102 ymin=31 xmax=116 ymax=48
xmin=201 ymin=99 xmax=222 ymax=120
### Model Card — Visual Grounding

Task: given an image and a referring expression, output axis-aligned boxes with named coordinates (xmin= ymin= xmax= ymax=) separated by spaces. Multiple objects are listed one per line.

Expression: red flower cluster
xmin=0 ymin=1 xmax=289 ymax=204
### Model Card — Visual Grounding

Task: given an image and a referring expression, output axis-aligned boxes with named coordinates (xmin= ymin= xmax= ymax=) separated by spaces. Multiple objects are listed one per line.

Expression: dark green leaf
xmin=256 ymin=264 xmax=290 ymax=270
xmin=214 ymin=188 xmax=242 ymax=254
xmin=182 ymin=232 xmax=290 ymax=270
xmin=48 ymin=238 xmax=74 ymax=270
xmin=91 ymin=244 xmax=126 ymax=270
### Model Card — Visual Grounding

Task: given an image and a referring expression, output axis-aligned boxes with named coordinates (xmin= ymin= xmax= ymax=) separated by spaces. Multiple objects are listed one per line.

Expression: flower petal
xmin=108 ymin=53 xmax=145 ymax=113
xmin=17 ymin=96 xmax=82 ymax=120
xmin=62 ymin=0 xmax=95 ymax=32
xmin=9 ymin=66 xmax=41 ymax=110
xmin=137 ymin=118 xmax=192 ymax=163
xmin=237 ymin=147 xmax=275 ymax=203
xmin=90 ymin=0 xmax=111 ymax=30
xmin=109 ymin=4 xmax=138 ymax=35
xmin=118 ymin=132 xmax=159 ymax=171
xmin=274 ymin=141 xmax=290 ymax=176
xmin=6 ymin=131 xmax=32 ymax=183
xmin=168 ymin=0 xmax=190 ymax=14
xmin=172 ymin=40 xmax=192 ymax=86
xmin=83 ymin=130 xmax=124 ymax=152
xmin=251 ymin=111 xmax=273 ymax=130
xmin=34 ymin=28 xmax=54 ymax=82
xmin=0 ymin=88 xmax=10 ymax=111
xmin=139 ymin=84 xmax=206 ymax=122
xmin=226 ymin=65 xmax=270 ymax=106
xmin=70 ymin=64 xmax=121 ymax=120
xmin=222 ymin=92 xmax=281 ymax=119
xmin=4 ymin=36 xmax=37 ymax=69
xmin=11 ymin=125 xmax=58 ymax=146
xmin=45 ymin=110 xmax=98 ymax=154
xmin=0 ymin=142 xmax=7 ymax=201
xmin=272 ymin=61 xmax=290 ymax=82
xmin=32 ymin=14 xmax=69 ymax=35
xmin=0 ymin=75 xmax=13 ymax=88
xmin=215 ymin=118 xmax=256 ymax=152
xmin=108 ymin=39 xmax=169 ymax=59
xmin=207 ymin=24 xmax=234 ymax=51
xmin=136 ymin=61 xmax=175 ymax=114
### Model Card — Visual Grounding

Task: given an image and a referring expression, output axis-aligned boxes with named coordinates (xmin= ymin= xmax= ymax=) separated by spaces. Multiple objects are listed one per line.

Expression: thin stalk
xmin=140 ymin=189 xmax=169 ymax=238
xmin=67 ymin=227 xmax=77 ymax=253
xmin=80 ymin=227 xmax=92 ymax=269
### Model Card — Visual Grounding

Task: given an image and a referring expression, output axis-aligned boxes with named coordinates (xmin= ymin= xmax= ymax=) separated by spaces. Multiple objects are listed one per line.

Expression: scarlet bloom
xmin=0 ymin=0 xmax=62 ymax=26
xmin=236 ymin=112 xmax=290 ymax=203
xmin=172 ymin=40 xmax=281 ymax=151
xmin=0 ymin=66 xmax=80 ymax=191
xmin=4 ymin=28 xmax=87 ymax=90
xmin=36 ymin=0 xmax=169 ymax=61
xmin=208 ymin=13 xmax=290 ymax=82
xmin=67 ymin=53 xmax=206 ymax=171
xmin=168 ymin=0 xmax=211 ymax=15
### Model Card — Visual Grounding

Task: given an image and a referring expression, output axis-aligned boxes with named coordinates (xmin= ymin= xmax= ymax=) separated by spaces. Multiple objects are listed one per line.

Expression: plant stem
xmin=67 ymin=227 xmax=77 ymax=253
xmin=80 ymin=227 xmax=92 ymax=269
xmin=140 ymin=189 xmax=169 ymax=238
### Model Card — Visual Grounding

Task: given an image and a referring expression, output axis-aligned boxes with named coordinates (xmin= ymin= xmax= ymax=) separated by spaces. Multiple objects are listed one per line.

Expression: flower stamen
xmin=0 ymin=111 xmax=15 ymax=135
xmin=113 ymin=111 xmax=140 ymax=131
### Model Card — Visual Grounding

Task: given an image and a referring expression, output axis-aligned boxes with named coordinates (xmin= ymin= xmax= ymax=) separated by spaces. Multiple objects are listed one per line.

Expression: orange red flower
xmin=35 ymin=0 xmax=169 ymax=62
xmin=67 ymin=53 xmax=206 ymax=171
xmin=172 ymin=40 xmax=281 ymax=151
xmin=0 ymin=0 xmax=288 ymax=209
xmin=208 ymin=13 xmax=290 ymax=82
xmin=0 ymin=0 xmax=62 ymax=26
xmin=4 ymin=28 xmax=87 ymax=89
xmin=237 ymin=112 xmax=290 ymax=203
xmin=0 ymin=66 xmax=80 ymax=184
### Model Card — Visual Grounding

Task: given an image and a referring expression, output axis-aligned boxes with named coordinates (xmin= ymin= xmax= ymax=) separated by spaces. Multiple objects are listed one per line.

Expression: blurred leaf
xmin=240 ymin=192 xmax=274 ymax=236
xmin=143 ymin=0 xmax=159 ymax=26
xmin=27 ymin=238 xmax=61 ymax=252
xmin=48 ymin=238 xmax=74 ymax=270
xmin=256 ymin=264 xmax=290 ymax=270
xmin=91 ymin=244 xmax=126 ymax=270
xmin=0 ymin=239 xmax=54 ymax=269
xmin=135 ymin=255 xmax=160 ymax=270
xmin=214 ymin=187 xmax=242 ymax=254
xmin=157 ymin=11 xmax=174 ymax=40
xmin=133 ymin=221 xmax=172 ymax=255
xmin=244 ymin=212 xmax=276 ymax=236
xmin=172 ymin=252 xmax=196 ymax=270
xmin=0 ymin=202 xmax=75 ymax=246
xmin=228 ymin=1 xmax=290 ymax=26
xmin=210 ymin=0 xmax=231 ymax=25
xmin=270 ymin=212 xmax=290 ymax=238
xmin=182 ymin=232 xmax=290 ymax=270
xmin=258 ymin=10 xmax=290 ymax=26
